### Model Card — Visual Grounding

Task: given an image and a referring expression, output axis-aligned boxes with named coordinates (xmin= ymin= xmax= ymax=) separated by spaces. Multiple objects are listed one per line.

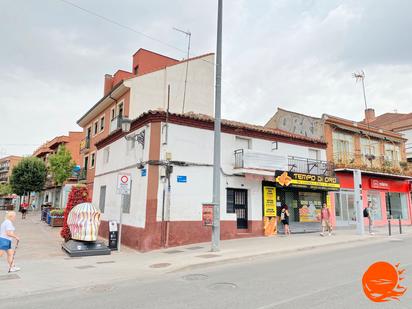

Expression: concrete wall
xmin=126 ymin=54 xmax=214 ymax=119
xmin=93 ymin=125 xmax=150 ymax=228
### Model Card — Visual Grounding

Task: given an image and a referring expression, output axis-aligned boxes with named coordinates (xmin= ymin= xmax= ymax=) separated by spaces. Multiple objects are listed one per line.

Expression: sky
xmin=1 ymin=0 xmax=412 ymax=157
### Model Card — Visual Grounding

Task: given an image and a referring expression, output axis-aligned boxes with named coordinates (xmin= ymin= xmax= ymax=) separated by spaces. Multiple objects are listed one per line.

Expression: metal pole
xmin=211 ymin=0 xmax=223 ymax=252
xmin=388 ymin=218 xmax=392 ymax=236
xmin=118 ymin=194 xmax=123 ymax=251
xmin=353 ymin=169 xmax=365 ymax=235
xmin=399 ymin=217 xmax=402 ymax=234
xmin=182 ymin=32 xmax=191 ymax=114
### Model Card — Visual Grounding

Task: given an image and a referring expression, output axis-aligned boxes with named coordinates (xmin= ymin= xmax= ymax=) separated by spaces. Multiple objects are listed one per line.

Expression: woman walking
xmin=0 ymin=211 xmax=20 ymax=272
xmin=280 ymin=204 xmax=290 ymax=236
xmin=320 ymin=203 xmax=332 ymax=236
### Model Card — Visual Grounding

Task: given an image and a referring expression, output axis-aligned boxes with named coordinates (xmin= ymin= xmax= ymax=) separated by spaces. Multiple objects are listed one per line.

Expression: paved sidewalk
xmin=0 ymin=211 xmax=410 ymax=300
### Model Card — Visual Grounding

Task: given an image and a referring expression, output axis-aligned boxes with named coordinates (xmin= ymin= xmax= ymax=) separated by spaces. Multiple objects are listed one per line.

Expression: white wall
xmin=93 ymin=125 xmax=150 ymax=228
xmin=400 ymin=128 xmax=412 ymax=159
xmin=126 ymin=54 xmax=214 ymax=119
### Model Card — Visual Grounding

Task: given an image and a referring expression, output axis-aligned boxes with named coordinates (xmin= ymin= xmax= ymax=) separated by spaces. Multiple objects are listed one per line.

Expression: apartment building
xmin=0 ymin=156 xmax=22 ymax=184
xmin=266 ymin=108 xmax=412 ymax=228
xmin=33 ymin=132 xmax=82 ymax=207
xmin=76 ymin=48 xmax=214 ymax=196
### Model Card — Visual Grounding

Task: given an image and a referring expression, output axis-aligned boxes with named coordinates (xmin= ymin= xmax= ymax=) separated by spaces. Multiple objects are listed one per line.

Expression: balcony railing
xmin=78 ymin=168 xmax=87 ymax=181
xmin=80 ymin=137 xmax=90 ymax=152
xmin=234 ymin=149 xmax=288 ymax=172
xmin=333 ymin=152 xmax=411 ymax=175
xmin=0 ymin=166 xmax=9 ymax=172
xmin=288 ymin=156 xmax=335 ymax=177
xmin=110 ymin=116 xmax=123 ymax=133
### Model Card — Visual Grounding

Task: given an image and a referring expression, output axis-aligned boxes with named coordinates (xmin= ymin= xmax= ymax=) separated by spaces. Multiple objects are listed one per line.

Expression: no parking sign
xmin=117 ymin=173 xmax=131 ymax=195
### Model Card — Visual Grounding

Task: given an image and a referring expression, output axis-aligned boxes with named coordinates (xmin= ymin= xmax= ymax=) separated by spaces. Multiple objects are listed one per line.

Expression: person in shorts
xmin=0 ymin=211 xmax=20 ymax=272
xmin=320 ymin=203 xmax=332 ymax=236
xmin=280 ymin=204 xmax=290 ymax=236
xmin=20 ymin=202 xmax=29 ymax=219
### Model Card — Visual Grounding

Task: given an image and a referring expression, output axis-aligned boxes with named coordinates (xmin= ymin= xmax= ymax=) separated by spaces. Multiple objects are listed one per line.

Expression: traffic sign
xmin=117 ymin=173 xmax=131 ymax=195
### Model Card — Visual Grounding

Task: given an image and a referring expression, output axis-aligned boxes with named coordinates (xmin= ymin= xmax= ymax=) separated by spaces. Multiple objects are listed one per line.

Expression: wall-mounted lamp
xmin=121 ymin=117 xmax=145 ymax=147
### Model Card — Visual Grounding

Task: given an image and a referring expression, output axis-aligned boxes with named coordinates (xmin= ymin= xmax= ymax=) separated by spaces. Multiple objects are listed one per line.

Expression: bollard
xmin=388 ymin=219 xmax=392 ymax=236
xmin=399 ymin=218 xmax=402 ymax=234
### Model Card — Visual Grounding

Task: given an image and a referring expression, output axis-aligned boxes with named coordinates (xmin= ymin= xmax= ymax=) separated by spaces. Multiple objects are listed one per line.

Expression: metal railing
xmin=110 ymin=115 xmax=123 ymax=133
xmin=80 ymin=137 xmax=90 ymax=152
xmin=288 ymin=156 xmax=335 ymax=176
xmin=78 ymin=168 xmax=87 ymax=181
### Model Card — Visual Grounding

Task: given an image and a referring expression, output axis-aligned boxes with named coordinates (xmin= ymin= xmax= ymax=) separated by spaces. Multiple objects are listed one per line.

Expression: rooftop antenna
xmin=173 ymin=27 xmax=191 ymax=114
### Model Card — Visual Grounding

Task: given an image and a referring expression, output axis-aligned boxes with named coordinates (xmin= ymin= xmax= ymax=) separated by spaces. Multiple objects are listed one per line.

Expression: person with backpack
xmin=364 ymin=201 xmax=375 ymax=235
xmin=280 ymin=204 xmax=290 ymax=236
xmin=320 ymin=203 xmax=332 ymax=236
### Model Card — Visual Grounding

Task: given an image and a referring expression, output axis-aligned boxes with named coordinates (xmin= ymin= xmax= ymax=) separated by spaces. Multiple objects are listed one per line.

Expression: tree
xmin=48 ymin=144 xmax=75 ymax=186
xmin=10 ymin=157 xmax=47 ymax=196
xmin=60 ymin=185 xmax=89 ymax=241
xmin=0 ymin=183 xmax=12 ymax=196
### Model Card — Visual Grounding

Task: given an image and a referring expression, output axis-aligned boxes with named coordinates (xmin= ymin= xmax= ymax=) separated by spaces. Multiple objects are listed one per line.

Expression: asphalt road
xmin=4 ymin=237 xmax=412 ymax=309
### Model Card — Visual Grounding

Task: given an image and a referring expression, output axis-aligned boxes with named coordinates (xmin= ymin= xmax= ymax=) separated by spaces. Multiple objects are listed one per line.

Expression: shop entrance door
xmin=334 ymin=191 xmax=356 ymax=226
xmin=234 ymin=189 xmax=248 ymax=229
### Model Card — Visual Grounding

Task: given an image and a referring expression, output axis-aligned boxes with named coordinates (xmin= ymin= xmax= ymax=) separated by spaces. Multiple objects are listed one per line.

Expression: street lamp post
xmin=211 ymin=0 xmax=223 ymax=252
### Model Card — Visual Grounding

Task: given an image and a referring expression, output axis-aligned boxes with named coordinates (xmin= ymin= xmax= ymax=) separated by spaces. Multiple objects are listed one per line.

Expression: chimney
xmin=364 ymin=108 xmax=376 ymax=123
xmin=104 ymin=74 xmax=113 ymax=96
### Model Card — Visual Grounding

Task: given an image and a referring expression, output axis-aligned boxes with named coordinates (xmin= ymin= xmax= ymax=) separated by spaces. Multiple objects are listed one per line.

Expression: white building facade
xmin=93 ymin=111 xmax=336 ymax=251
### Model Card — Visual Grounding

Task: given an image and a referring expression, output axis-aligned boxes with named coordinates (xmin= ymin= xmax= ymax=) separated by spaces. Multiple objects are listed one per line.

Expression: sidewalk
xmin=0 ymin=211 xmax=410 ymax=300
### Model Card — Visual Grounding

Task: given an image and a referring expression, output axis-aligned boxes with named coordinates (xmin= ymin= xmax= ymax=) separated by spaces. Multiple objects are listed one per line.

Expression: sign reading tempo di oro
xmin=275 ymin=171 xmax=340 ymax=190
xmin=117 ymin=173 xmax=131 ymax=195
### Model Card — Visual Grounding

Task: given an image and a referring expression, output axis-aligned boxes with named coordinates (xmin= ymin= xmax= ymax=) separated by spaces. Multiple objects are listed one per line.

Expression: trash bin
xmin=108 ymin=220 xmax=118 ymax=250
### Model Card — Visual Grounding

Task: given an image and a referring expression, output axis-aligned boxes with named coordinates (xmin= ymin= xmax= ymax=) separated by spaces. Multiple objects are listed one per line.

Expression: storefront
xmin=263 ymin=171 xmax=340 ymax=233
xmin=334 ymin=170 xmax=412 ymax=227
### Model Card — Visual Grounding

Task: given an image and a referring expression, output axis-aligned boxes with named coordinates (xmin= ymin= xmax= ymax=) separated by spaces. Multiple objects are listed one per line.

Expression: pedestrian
xmin=280 ymin=204 xmax=290 ymax=236
xmin=30 ymin=199 xmax=36 ymax=211
xmin=0 ymin=211 xmax=20 ymax=272
xmin=320 ymin=203 xmax=332 ymax=236
xmin=365 ymin=201 xmax=375 ymax=235
xmin=20 ymin=202 xmax=28 ymax=219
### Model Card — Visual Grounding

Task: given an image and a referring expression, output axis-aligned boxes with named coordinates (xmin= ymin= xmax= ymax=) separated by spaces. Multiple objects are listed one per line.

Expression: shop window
xmin=99 ymin=185 xmax=106 ymax=213
xmin=367 ymin=191 xmax=382 ymax=220
xmin=386 ymin=192 xmax=409 ymax=219
xmin=297 ymin=191 xmax=322 ymax=223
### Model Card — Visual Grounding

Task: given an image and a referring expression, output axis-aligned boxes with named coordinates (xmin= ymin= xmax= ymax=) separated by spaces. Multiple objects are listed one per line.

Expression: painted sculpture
xmin=67 ymin=202 xmax=101 ymax=241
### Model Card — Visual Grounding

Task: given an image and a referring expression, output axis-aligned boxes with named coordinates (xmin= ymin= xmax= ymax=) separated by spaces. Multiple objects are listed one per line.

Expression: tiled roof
xmin=363 ymin=112 xmax=412 ymax=130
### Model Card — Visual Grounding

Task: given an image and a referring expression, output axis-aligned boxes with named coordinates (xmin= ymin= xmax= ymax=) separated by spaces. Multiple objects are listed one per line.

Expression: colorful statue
xmin=67 ymin=202 xmax=101 ymax=241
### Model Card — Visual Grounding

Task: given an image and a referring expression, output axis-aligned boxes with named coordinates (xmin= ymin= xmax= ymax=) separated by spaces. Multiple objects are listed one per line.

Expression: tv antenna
xmin=173 ymin=27 xmax=191 ymax=114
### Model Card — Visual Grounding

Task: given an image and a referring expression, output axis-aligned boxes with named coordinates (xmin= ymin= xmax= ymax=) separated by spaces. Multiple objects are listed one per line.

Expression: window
xmin=386 ymin=192 xmax=409 ymax=219
xmin=103 ymin=147 xmax=110 ymax=164
xmin=332 ymin=132 xmax=354 ymax=163
xmin=99 ymin=186 xmax=106 ymax=213
xmin=367 ymin=191 xmax=382 ymax=220
xmin=226 ymin=189 xmax=235 ymax=213
xmin=100 ymin=116 xmax=105 ymax=131
xmin=235 ymin=137 xmax=251 ymax=150
xmin=361 ymin=138 xmax=379 ymax=166
xmin=134 ymin=65 xmax=139 ymax=75
xmin=94 ymin=121 xmax=98 ymax=135
xmin=308 ymin=149 xmax=320 ymax=160
xmin=84 ymin=155 xmax=89 ymax=169
xmin=90 ymin=153 xmax=95 ymax=168
xmin=111 ymin=108 xmax=116 ymax=120
xmin=384 ymin=143 xmax=400 ymax=164
xmin=122 ymin=180 xmax=132 ymax=213
xmin=118 ymin=102 xmax=124 ymax=118
xmin=271 ymin=141 xmax=278 ymax=151
xmin=86 ymin=127 xmax=91 ymax=139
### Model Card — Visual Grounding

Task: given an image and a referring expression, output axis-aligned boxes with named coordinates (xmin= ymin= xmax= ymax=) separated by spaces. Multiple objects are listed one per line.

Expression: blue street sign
xmin=141 ymin=169 xmax=147 ymax=177
xmin=177 ymin=175 xmax=187 ymax=183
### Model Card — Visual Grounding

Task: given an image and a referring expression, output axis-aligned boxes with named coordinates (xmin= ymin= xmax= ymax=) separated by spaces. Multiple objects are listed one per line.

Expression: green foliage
xmin=50 ymin=209 xmax=65 ymax=216
xmin=0 ymin=183 xmax=12 ymax=196
xmin=10 ymin=157 xmax=47 ymax=195
xmin=48 ymin=145 xmax=75 ymax=185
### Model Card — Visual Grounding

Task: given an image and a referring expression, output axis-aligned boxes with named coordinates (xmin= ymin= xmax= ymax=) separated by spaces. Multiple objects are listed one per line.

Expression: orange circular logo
xmin=362 ymin=261 xmax=407 ymax=302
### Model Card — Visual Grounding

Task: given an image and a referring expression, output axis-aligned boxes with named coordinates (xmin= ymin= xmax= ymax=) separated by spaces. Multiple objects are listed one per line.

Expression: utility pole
xmin=211 ymin=0 xmax=223 ymax=252
xmin=353 ymin=169 xmax=365 ymax=235
xmin=173 ymin=27 xmax=191 ymax=114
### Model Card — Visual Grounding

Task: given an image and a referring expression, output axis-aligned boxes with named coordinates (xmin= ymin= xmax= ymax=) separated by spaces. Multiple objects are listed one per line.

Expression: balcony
xmin=234 ymin=149 xmax=288 ymax=176
xmin=288 ymin=156 xmax=335 ymax=177
xmin=0 ymin=176 xmax=8 ymax=183
xmin=110 ymin=116 xmax=123 ymax=133
xmin=78 ymin=168 xmax=87 ymax=181
xmin=333 ymin=152 xmax=411 ymax=175
xmin=0 ymin=166 xmax=9 ymax=173
xmin=80 ymin=137 xmax=90 ymax=153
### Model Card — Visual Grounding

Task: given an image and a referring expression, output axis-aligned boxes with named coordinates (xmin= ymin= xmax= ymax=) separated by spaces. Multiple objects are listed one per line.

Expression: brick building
xmin=0 ymin=156 xmax=22 ymax=184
